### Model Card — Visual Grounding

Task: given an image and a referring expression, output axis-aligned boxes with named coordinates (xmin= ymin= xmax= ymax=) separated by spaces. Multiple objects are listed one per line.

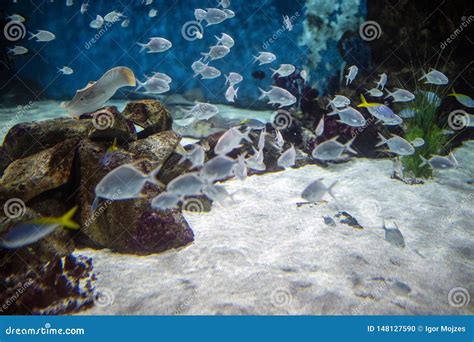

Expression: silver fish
xmin=327 ymin=95 xmax=350 ymax=108
xmin=137 ymin=77 xmax=170 ymax=94
xmin=245 ymin=147 xmax=265 ymax=171
xmin=366 ymin=105 xmax=397 ymax=121
xmin=167 ymin=172 xmax=204 ymax=197
xmin=28 ymin=30 xmax=55 ymax=42
xmin=148 ymin=72 xmax=172 ymax=84
xmin=151 ymin=192 xmax=180 ymax=210
xmin=191 ymin=60 xmax=208 ymax=72
xmin=90 ymin=15 xmax=104 ymax=29
xmin=121 ymin=19 xmax=130 ymax=28
xmin=301 ymin=178 xmax=337 ymax=203
xmin=379 ymin=114 xmax=403 ymax=126
xmin=376 ymin=133 xmax=415 ymax=156
xmin=95 ymin=163 xmax=163 ymax=201
xmin=225 ymin=85 xmax=239 ymax=102
xmin=8 ymin=46 xmax=28 ymax=55
xmin=419 ymin=153 xmax=458 ymax=169
xmin=345 ymin=65 xmax=358 ymax=85
xmin=215 ymin=33 xmax=234 ymax=48
xmin=201 ymin=45 xmax=230 ymax=61
xmin=253 ymin=52 xmax=276 ymax=65
xmin=233 ymin=152 xmax=248 ymax=181
xmin=200 ymin=155 xmax=236 ymax=182
xmin=104 ymin=11 xmax=125 ymax=22
xmin=283 ymin=15 xmax=293 ymax=31
xmin=385 ymin=88 xmax=415 ymax=102
xmin=383 ymin=219 xmax=405 ymax=248
xmin=315 ymin=115 xmax=324 ymax=136
xmin=375 ymin=73 xmax=387 ymax=90
xmin=61 ymin=67 xmax=136 ymax=116
xmin=214 ymin=127 xmax=251 ymax=155
xmin=202 ymin=8 xmax=228 ymax=26
xmin=179 ymin=144 xmax=205 ymax=169
xmin=328 ymin=106 xmax=366 ymax=127
xmin=277 ymin=145 xmax=296 ymax=168
xmin=6 ymin=14 xmax=25 ymax=22
xmin=148 ymin=9 xmax=157 ymax=17
xmin=258 ymin=86 xmax=296 ymax=108
xmin=410 ymin=137 xmax=425 ymax=147
xmin=222 ymin=9 xmax=235 ymax=18
xmin=365 ymin=88 xmax=384 ymax=97
xmin=270 ymin=64 xmax=296 ymax=78
xmin=183 ymin=102 xmax=219 ymax=120
xmin=195 ymin=66 xmax=221 ymax=79
xmin=217 ymin=0 xmax=231 ymax=9
xmin=258 ymin=128 xmax=267 ymax=150
xmin=398 ymin=108 xmax=416 ymax=118
xmin=202 ymin=184 xmax=232 ymax=204
xmin=241 ymin=118 xmax=265 ymax=130
xmin=225 ymin=72 xmax=243 ymax=86
xmin=138 ymin=37 xmax=172 ymax=53
xmin=194 ymin=9 xmax=207 ymax=21
xmin=419 ymin=69 xmax=448 ymax=85
xmin=66 ymin=0 xmax=74 ymax=6
xmin=312 ymin=136 xmax=357 ymax=161
xmin=80 ymin=1 xmax=89 ymax=14
xmin=275 ymin=129 xmax=284 ymax=150
xmin=301 ymin=70 xmax=307 ymax=83
xmin=58 ymin=66 xmax=73 ymax=75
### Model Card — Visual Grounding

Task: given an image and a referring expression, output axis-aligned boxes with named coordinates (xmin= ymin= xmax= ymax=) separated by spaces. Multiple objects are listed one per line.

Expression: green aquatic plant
xmin=400 ymin=85 xmax=448 ymax=178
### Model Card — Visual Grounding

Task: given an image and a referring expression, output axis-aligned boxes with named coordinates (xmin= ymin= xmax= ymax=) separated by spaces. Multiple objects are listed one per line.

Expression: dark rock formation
xmin=122 ymin=99 xmax=173 ymax=139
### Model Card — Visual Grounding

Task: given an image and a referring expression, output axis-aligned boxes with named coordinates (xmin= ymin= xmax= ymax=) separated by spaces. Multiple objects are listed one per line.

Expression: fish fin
xmin=327 ymin=106 xmax=338 ymax=116
xmin=241 ymin=128 xmax=252 ymax=143
xmin=448 ymin=88 xmax=458 ymax=97
xmin=234 ymin=87 xmax=239 ymax=98
xmin=258 ymin=87 xmax=267 ymax=100
xmin=270 ymin=68 xmax=277 ymax=77
xmin=327 ymin=181 xmax=338 ymax=201
xmin=59 ymin=206 xmax=80 ymax=230
xmin=384 ymin=89 xmax=393 ymax=99
xmin=358 ymin=94 xmax=369 ymax=108
xmin=419 ymin=155 xmax=429 ymax=168
xmin=448 ymin=152 xmax=459 ymax=166
xmin=344 ymin=137 xmax=358 ymax=154
xmin=27 ymin=31 xmax=36 ymax=40
xmin=136 ymin=79 xmax=145 ymax=91
xmin=418 ymin=72 xmax=426 ymax=81
xmin=148 ymin=163 xmax=165 ymax=188
xmin=137 ymin=42 xmax=147 ymax=52
xmin=224 ymin=75 xmax=230 ymax=86
xmin=375 ymin=133 xmax=387 ymax=147
xmin=252 ymin=55 xmax=259 ymax=63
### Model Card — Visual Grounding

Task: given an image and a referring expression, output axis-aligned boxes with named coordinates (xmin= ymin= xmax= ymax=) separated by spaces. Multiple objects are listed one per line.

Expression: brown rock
xmin=122 ymin=99 xmax=172 ymax=138
xmin=87 ymin=106 xmax=137 ymax=143
xmin=128 ymin=131 xmax=181 ymax=163
xmin=0 ymin=139 xmax=77 ymax=204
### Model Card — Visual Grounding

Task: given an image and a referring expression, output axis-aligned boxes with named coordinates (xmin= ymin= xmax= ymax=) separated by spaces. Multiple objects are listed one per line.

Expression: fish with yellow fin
xmin=101 ymin=138 xmax=119 ymax=166
xmin=60 ymin=67 xmax=136 ymax=117
xmin=0 ymin=207 xmax=79 ymax=249
xmin=448 ymin=88 xmax=474 ymax=108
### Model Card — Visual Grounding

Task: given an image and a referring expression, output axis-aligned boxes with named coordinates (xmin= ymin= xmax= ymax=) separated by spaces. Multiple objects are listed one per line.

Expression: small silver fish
xmin=217 ymin=0 xmax=231 ymax=9
xmin=66 ymin=0 xmax=74 ymax=6
xmin=398 ymin=108 xmax=416 ymax=118
xmin=327 ymin=95 xmax=350 ymax=108
xmin=258 ymin=128 xmax=266 ymax=150
xmin=245 ymin=147 xmax=265 ymax=171
xmin=301 ymin=178 xmax=337 ymax=203
xmin=138 ymin=37 xmax=172 ymax=53
xmin=345 ymin=65 xmax=358 ymax=85
xmin=253 ymin=52 xmax=276 ymax=65
xmin=410 ymin=137 xmax=425 ymax=147
xmin=382 ymin=219 xmax=405 ymax=248
xmin=194 ymin=9 xmax=207 ymax=22
xmin=233 ymin=152 xmax=248 ymax=181
xmin=366 ymin=105 xmax=397 ymax=121
xmin=214 ymin=127 xmax=251 ymax=155
xmin=379 ymin=114 xmax=403 ymax=126
xmin=121 ymin=19 xmax=130 ymax=28
xmin=385 ymin=88 xmax=415 ymax=102
xmin=200 ymin=155 xmax=236 ymax=182
xmin=376 ymin=133 xmax=415 ymax=156
xmin=202 ymin=8 xmax=228 ymax=26
xmin=223 ymin=9 xmax=235 ymax=18
xmin=7 ymin=46 xmax=28 ymax=55
xmin=148 ymin=72 xmax=172 ymax=84
xmin=258 ymin=86 xmax=296 ymax=108
xmin=277 ymin=145 xmax=296 ymax=168
xmin=283 ymin=15 xmax=293 ymax=31
xmin=225 ymin=85 xmax=239 ymax=102
xmin=270 ymin=64 xmax=296 ymax=78
xmin=151 ymin=192 xmax=180 ymax=210
xmin=419 ymin=69 xmax=448 ymax=85
xmin=195 ymin=66 xmax=221 ymax=80
xmin=182 ymin=102 xmax=219 ymax=120
xmin=80 ymin=1 xmax=89 ymax=14
xmin=61 ymin=67 xmax=136 ymax=116
xmin=301 ymin=70 xmax=307 ymax=83
xmin=6 ymin=14 xmax=25 ymax=22
xmin=225 ymin=72 xmax=243 ymax=86
xmin=315 ymin=115 xmax=324 ymax=136
xmin=104 ymin=11 xmax=125 ymax=22
xmin=312 ymin=136 xmax=357 ymax=161
xmin=148 ymin=9 xmax=157 ymax=17
xmin=375 ymin=73 xmax=387 ymax=90
xmin=137 ymin=77 xmax=170 ymax=94
xmin=365 ymin=88 xmax=384 ymax=97
xmin=191 ymin=60 xmax=208 ymax=72
xmin=201 ymin=45 xmax=230 ymax=61
xmin=58 ymin=66 xmax=73 ymax=75
xmin=90 ymin=15 xmax=104 ymax=29
xmin=167 ymin=172 xmax=204 ymax=197
xmin=328 ymin=106 xmax=366 ymax=127
xmin=215 ymin=33 xmax=234 ymax=48
xmin=28 ymin=30 xmax=56 ymax=42
xmin=419 ymin=153 xmax=458 ymax=169
xmin=178 ymin=143 xmax=205 ymax=169
xmin=202 ymin=184 xmax=233 ymax=204
xmin=95 ymin=163 xmax=164 ymax=201
xmin=275 ymin=129 xmax=284 ymax=150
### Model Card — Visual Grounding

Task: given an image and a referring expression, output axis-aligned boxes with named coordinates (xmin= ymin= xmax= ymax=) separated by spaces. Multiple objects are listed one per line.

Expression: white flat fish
xmin=419 ymin=69 xmax=448 ymax=85
xmin=376 ymin=133 xmax=415 ymax=156
xmin=277 ymin=145 xmax=296 ymax=168
xmin=167 ymin=172 xmax=204 ymax=197
xmin=345 ymin=65 xmax=358 ymax=85
xmin=200 ymin=155 xmax=236 ymax=182
xmin=253 ymin=52 xmax=276 ymax=65
xmin=138 ymin=37 xmax=172 ymax=53
xmin=151 ymin=192 xmax=180 ymax=210
xmin=258 ymin=86 xmax=296 ymax=108
xmin=225 ymin=85 xmax=238 ymax=102
xmin=301 ymin=178 xmax=337 ymax=203
xmin=315 ymin=115 xmax=324 ymax=136
xmin=385 ymin=88 xmax=415 ymax=102
xmin=225 ymin=72 xmax=243 ymax=86
xmin=312 ymin=136 xmax=357 ymax=161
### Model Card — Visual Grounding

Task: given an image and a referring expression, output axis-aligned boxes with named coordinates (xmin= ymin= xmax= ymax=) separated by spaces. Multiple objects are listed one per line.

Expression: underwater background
xmin=0 ymin=0 xmax=473 ymax=315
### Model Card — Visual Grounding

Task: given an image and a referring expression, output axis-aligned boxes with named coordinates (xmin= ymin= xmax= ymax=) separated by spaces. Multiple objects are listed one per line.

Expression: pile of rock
xmin=0 ymin=100 xmax=195 ymax=314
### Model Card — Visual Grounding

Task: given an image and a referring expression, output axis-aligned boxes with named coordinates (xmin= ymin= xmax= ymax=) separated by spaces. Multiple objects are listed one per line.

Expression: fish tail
xmin=234 ymin=86 xmax=239 ymax=98
xmin=137 ymin=42 xmax=147 ymax=52
xmin=375 ymin=133 xmax=387 ymax=147
xmin=448 ymin=87 xmax=457 ymax=97
xmin=344 ymin=137 xmax=358 ymax=154
xmin=136 ymin=79 xmax=145 ymax=91
xmin=252 ymin=55 xmax=259 ymax=63
xmin=224 ymin=75 xmax=230 ymax=85
xmin=200 ymin=52 xmax=209 ymax=60
xmin=270 ymin=68 xmax=277 ymax=77
xmin=59 ymin=206 xmax=80 ymax=229
xmin=449 ymin=152 xmax=459 ymax=166
xmin=327 ymin=103 xmax=338 ymax=116
xmin=327 ymin=181 xmax=338 ymax=201
xmin=358 ymin=94 xmax=369 ymax=108
xmin=148 ymin=163 xmax=165 ymax=188
xmin=214 ymin=35 xmax=221 ymax=42
xmin=419 ymin=155 xmax=428 ymax=168
xmin=384 ymin=89 xmax=392 ymax=99
xmin=418 ymin=71 xmax=426 ymax=81
xmin=258 ymin=87 xmax=267 ymax=100
xmin=28 ymin=31 xmax=36 ymax=40
xmin=241 ymin=128 xmax=252 ymax=143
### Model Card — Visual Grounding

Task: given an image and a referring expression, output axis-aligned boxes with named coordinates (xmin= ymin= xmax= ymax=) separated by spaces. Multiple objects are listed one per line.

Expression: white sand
xmin=76 ymin=141 xmax=474 ymax=315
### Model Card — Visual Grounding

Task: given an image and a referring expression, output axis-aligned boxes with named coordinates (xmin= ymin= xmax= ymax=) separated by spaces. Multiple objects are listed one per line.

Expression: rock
xmin=87 ymin=106 xmax=137 ymax=143
xmin=128 ymin=131 xmax=181 ymax=163
xmin=0 ymin=139 xmax=77 ymax=204
xmin=2 ymin=117 xmax=93 ymax=160
xmin=122 ymin=99 xmax=173 ymax=138
xmin=77 ymin=139 xmax=194 ymax=254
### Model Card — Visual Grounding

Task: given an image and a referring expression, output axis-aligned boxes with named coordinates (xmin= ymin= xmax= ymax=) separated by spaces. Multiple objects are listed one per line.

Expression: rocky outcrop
xmin=122 ymin=99 xmax=173 ymax=138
